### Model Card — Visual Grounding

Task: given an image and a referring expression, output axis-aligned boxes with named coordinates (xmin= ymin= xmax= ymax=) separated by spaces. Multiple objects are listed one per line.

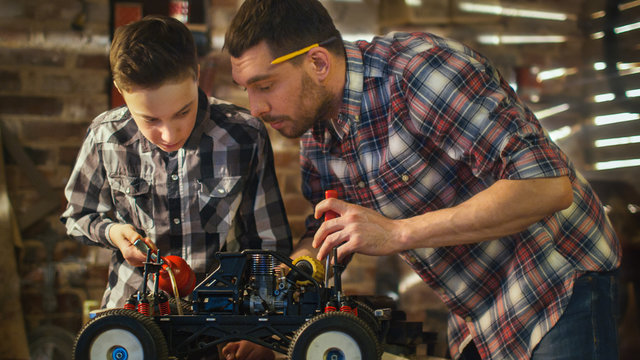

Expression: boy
xmin=61 ymin=16 xmax=292 ymax=312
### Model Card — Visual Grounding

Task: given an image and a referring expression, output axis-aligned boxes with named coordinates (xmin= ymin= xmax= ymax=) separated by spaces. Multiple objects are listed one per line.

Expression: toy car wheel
xmin=287 ymin=311 xmax=381 ymax=360
xmin=353 ymin=300 xmax=380 ymax=333
xmin=73 ymin=308 xmax=168 ymax=360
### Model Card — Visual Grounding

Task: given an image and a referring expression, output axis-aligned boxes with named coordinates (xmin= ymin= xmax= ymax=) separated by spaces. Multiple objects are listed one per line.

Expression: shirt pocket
xmin=108 ymin=174 xmax=155 ymax=235
xmin=374 ymin=148 xmax=433 ymax=218
xmin=197 ymin=176 xmax=242 ymax=235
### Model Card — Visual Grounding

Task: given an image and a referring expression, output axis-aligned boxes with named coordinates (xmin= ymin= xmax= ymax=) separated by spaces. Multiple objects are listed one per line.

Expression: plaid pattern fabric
xmin=62 ymin=90 xmax=292 ymax=308
xmin=300 ymin=32 xmax=620 ymax=359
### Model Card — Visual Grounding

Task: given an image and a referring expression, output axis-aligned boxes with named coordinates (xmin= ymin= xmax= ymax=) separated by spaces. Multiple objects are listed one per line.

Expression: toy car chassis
xmin=73 ymin=249 xmax=434 ymax=359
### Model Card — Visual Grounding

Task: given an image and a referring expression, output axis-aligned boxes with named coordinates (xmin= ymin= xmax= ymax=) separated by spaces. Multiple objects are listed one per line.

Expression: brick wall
xmin=0 ymin=0 xmax=114 ymax=352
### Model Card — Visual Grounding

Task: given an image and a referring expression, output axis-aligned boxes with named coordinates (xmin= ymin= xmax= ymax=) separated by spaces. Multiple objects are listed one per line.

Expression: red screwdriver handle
xmin=324 ymin=190 xmax=339 ymax=221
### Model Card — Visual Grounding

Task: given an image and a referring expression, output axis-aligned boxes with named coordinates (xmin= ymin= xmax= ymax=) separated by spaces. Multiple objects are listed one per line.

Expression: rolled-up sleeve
xmin=60 ymin=128 xmax=117 ymax=249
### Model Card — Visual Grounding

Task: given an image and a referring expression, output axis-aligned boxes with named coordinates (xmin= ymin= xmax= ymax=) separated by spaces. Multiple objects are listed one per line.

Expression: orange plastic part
xmin=158 ymin=255 xmax=196 ymax=297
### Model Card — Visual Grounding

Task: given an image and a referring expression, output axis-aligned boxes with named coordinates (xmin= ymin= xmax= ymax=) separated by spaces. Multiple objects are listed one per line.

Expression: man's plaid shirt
xmin=62 ymin=90 xmax=292 ymax=308
xmin=300 ymin=33 xmax=621 ymax=359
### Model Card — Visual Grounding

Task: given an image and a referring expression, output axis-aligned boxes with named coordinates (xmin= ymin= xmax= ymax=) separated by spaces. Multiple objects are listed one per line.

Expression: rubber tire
xmin=353 ymin=300 xmax=380 ymax=334
xmin=353 ymin=301 xmax=385 ymax=358
xmin=288 ymin=311 xmax=381 ymax=360
xmin=73 ymin=308 xmax=168 ymax=360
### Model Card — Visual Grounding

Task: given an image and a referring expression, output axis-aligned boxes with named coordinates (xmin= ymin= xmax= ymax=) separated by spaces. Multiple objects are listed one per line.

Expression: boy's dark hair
xmin=224 ymin=0 xmax=344 ymax=64
xmin=110 ymin=15 xmax=198 ymax=91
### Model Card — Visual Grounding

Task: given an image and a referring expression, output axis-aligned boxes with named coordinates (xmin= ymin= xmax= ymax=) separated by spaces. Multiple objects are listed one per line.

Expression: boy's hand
xmin=109 ymin=223 xmax=148 ymax=267
xmin=221 ymin=340 xmax=275 ymax=360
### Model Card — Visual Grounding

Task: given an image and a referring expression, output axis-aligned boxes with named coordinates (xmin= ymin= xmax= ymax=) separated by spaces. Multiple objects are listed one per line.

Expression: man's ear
xmin=307 ymin=47 xmax=331 ymax=82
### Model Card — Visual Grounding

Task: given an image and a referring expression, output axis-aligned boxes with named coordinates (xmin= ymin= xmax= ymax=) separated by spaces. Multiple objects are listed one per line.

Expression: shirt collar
xmin=310 ymin=41 xmax=364 ymax=145
xmin=182 ymin=88 xmax=208 ymax=151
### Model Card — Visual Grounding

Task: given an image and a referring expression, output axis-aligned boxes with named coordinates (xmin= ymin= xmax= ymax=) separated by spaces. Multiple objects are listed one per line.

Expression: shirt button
xmin=354 ymin=115 xmax=360 ymax=122
xmin=125 ymin=188 xmax=131 ymax=194
xmin=401 ymin=174 xmax=410 ymax=182
xmin=171 ymin=174 xmax=179 ymax=181
xmin=357 ymin=181 xmax=365 ymax=188
xmin=173 ymin=218 xmax=181 ymax=225
xmin=216 ymin=187 xmax=226 ymax=195
xmin=465 ymin=316 xmax=472 ymax=323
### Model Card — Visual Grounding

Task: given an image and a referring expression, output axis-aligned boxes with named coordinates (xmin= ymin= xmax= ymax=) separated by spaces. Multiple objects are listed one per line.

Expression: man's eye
xmin=258 ymin=83 xmax=272 ymax=91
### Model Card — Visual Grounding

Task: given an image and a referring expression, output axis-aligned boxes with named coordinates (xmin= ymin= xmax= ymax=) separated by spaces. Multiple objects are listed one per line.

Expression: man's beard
xmin=261 ymin=72 xmax=335 ymax=139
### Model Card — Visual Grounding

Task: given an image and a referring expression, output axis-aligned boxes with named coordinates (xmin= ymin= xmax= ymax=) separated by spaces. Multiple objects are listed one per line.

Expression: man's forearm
xmin=398 ymin=176 xmax=574 ymax=250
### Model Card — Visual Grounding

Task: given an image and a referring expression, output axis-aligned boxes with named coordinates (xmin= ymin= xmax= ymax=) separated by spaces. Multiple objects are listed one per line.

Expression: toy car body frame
xmin=73 ymin=249 xmax=432 ymax=359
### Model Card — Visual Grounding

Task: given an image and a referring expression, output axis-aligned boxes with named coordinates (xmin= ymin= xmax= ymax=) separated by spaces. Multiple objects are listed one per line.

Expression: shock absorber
xmin=137 ymin=296 xmax=151 ymax=316
xmin=340 ymin=297 xmax=358 ymax=315
xmin=324 ymin=298 xmax=338 ymax=312
xmin=157 ymin=291 xmax=171 ymax=315
xmin=124 ymin=293 xmax=138 ymax=311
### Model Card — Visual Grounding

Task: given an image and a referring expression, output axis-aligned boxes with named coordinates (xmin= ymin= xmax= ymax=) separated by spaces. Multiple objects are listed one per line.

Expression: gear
xmin=292 ymin=255 xmax=325 ymax=285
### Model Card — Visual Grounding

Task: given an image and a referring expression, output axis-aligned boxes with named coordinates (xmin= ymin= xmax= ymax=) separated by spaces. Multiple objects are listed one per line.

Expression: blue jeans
xmin=531 ymin=269 xmax=620 ymax=360
xmin=459 ymin=269 xmax=620 ymax=360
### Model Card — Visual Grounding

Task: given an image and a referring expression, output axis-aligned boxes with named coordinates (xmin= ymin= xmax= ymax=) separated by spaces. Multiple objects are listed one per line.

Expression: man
xmin=225 ymin=1 xmax=621 ymax=359
xmin=61 ymin=15 xmax=290 ymax=359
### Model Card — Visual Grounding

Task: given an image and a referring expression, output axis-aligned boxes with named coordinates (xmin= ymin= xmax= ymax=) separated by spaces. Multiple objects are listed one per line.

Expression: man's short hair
xmin=110 ymin=15 xmax=198 ymax=91
xmin=224 ymin=0 xmax=344 ymax=63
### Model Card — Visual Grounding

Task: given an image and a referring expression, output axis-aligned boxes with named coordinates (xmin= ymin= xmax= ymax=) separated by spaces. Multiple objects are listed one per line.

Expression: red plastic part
xmin=158 ymin=255 xmax=196 ymax=297
xmin=324 ymin=190 xmax=339 ymax=221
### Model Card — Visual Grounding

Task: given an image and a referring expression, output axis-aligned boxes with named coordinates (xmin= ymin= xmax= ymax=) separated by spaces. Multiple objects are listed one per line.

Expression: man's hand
xmin=312 ymin=198 xmax=404 ymax=263
xmin=313 ymin=177 xmax=573 ymax=261
xmin=109 ymin=223 xmax=148 ymax=267
xmin=221 ymin=340 xmax=275 ymax=360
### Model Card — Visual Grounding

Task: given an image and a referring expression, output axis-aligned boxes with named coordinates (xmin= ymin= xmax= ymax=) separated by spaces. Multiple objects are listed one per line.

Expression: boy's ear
xmin=113 ymin=80 xmax=123 ymax=94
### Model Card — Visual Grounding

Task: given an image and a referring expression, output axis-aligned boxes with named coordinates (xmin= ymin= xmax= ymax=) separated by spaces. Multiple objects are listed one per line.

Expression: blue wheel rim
xmin=325 ymin=348 xmax=345 ymax=360
xmin=111 ymin=347 xmax=128 ymax=360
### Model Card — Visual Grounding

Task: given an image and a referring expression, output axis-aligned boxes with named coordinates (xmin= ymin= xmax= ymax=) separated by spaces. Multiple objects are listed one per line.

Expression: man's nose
xmin=250 ymin=98 xmax=270 ymax=119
